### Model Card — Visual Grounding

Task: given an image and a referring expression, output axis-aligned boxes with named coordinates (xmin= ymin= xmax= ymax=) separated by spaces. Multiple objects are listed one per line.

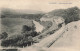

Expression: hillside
xmin=43 ymin=7 xmax=80 ymax=24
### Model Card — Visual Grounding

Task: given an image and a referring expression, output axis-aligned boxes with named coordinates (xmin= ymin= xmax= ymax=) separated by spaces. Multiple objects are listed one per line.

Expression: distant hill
xmin=1 ymin=8 xmax=44 ymax=21
xmin=1 ymin=8 xmax=44 ymax=14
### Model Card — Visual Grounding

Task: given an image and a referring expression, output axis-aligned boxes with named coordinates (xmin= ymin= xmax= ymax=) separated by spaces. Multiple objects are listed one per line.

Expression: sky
xmin=0 ymin=0 xmax=80 ymax=12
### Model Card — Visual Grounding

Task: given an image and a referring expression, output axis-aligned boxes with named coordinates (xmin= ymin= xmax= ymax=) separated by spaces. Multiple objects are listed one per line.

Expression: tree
xmin=22 ymin=25 xmax=31 ymax=33
xmin=0 ymin=32 xmax=8 ymax=39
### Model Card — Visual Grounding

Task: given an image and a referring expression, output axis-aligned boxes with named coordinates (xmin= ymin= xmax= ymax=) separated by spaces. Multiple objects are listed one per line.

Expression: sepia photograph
xmin=0 ymin=0 xmax=80 ymax=51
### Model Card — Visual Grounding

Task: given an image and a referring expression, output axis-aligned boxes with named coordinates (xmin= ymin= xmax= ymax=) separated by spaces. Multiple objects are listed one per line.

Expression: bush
xmin=0 ymin=32 xmax=8 ymax=39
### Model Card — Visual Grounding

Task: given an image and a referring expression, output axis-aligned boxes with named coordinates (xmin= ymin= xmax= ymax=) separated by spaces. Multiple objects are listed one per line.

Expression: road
xmin=33 ymin=23 xmax=65 ymax=47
